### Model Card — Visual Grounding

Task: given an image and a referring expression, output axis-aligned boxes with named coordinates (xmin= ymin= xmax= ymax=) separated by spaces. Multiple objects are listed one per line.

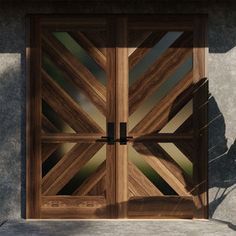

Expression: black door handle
xmin=101 ymin=122 xmax=115 ymax=145
xmin=120 ymin=122 xmax=133 ymax=145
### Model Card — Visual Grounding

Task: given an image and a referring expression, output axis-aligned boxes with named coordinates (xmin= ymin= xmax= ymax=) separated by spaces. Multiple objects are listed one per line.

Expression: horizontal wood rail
xmin=130 ymin=133 xmax=194 ymax=142
xmin=41 ymin=133 xmax=105 ymax=143
xmin=42 ymin=133 xmax=194 ymax=143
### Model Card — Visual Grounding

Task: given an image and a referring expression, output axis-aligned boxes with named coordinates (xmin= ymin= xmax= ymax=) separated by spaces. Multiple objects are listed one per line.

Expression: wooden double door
xmin=27 ymin=15 xmax=208 ymax=219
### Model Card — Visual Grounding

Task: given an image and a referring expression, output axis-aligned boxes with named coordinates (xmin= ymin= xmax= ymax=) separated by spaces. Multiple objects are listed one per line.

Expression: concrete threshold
xmin=0 ymin=219 xmax=235 ymax=236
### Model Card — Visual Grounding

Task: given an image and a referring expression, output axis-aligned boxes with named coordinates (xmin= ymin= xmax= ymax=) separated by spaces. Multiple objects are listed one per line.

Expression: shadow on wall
xmin=0 ymin=60 xmax=24 ymax=220
xmin=208 ymin=95 xmax=236 ymax=222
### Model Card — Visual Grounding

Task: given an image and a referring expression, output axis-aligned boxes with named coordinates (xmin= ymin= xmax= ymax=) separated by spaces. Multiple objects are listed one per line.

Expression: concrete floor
xmin=0 ymin=220 xmax=235 ymax=236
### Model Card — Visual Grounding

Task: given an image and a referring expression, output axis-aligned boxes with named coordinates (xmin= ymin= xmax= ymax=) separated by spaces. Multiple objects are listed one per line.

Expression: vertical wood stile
xmin=106 ymin=16 xmax=117 ymax=218
xmin=193 ymin=15 xmax=208 ymax=219
xmin=115 ymin=17 xmax=129 ymax=218
xmin=26 ymin=16 xmax=42 ymax=218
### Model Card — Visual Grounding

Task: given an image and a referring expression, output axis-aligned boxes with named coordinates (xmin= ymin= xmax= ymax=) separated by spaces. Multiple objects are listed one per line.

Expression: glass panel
xmin=58 ymin=145 xmax=106 ymax=195
xmin=129 ymin=56 xmax=193 ymax=131
xmin=42 ymin=55 xmax=106 ymax=131
xmin=128 ymin=144 xmax=177 ymax=195
xmin=53 ymin=32 xmax=106 ymax=86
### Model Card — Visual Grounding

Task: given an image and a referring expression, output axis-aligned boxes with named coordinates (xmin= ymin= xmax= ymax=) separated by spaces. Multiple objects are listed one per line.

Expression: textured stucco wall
xmin=208 ymin=4 xmax=236 ymax=224
xmin=0 ymin=1 xmax=236 ymax=224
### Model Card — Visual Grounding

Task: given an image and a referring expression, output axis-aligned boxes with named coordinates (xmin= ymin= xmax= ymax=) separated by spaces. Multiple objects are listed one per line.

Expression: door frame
xmin=26 ymin=14 xmax=208 ymax=219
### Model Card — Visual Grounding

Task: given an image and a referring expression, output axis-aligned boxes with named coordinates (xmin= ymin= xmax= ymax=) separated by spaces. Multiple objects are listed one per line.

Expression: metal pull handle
xmin=120 ymin=122 xmax=133 ymax=145
xmin=101 ymin=122 xmax=115 ymax=145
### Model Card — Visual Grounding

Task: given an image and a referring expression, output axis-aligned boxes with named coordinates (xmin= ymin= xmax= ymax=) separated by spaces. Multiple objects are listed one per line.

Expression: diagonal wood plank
xmin=42 ymin=142 xmax=104 ymax=195
xmin=42 ymin=70 xmax=104 ymax=133
xmin=81 ymin=31 xmax=107 ymax=56
xmin=42 ymin=115 xmax=58 ymax=133
xmin=88 ymin=176 xmax=106 ymax=196
xmin=142 ymin=143 xmax=193 ymax=187
xmin=129 ymin=32 xmax=193 ymax=115
xmin=128 ymin=31 xmax=152 ymax=56
xmin=41 ymin=115 xmax=60 ymax=162
xmin=174 ymin=115 xmax=193 ymax=134
xmin=169 ymin=115 xmax=194 ymax=162
xmin=174 ymin=140 xmax=194 ymax=163
xmin=69 ymin=31 xmax=107 ymax=70
xmin=72 ymin=161 xmax=106 ymax=196
xmin=158 ymin=100 xmax=192 ymax=134
xmin=129 ymin=31 xmax=166 ymax=69
xmin=133 ymin=143 xmax=191 ymax=196
xmin=41 ymin=133 xmax=104 ymax=143
xmin=42 ymin=144 xmax=59 ymax=163
xmin=130 ymin=71 xmax=194 ymax=134
xmin=42 ymin=32 xmax=106 ymax=115
xmin=128 ymin=161 xmax=163 ymax=196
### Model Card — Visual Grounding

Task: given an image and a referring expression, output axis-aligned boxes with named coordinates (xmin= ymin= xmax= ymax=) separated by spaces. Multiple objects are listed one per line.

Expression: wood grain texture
xmin=192 ymin=15 xmax=208 ymax=219
xmin=142 ymin=142 xmax=193 ymax=187
xmin=132 ymin=133 xmax=193 ymax=142
xmin=27 ymin=15 xmax=207 ymax=220
xmin=105 ymin=16 xmax=117 ymax=218
xmin=41 ymin=133 xmax=104 ymax=143
xmin=42 ymin=142 xmax=104 ymax=195
xmin=128 ymin=161 xmax=163 ymax=197
xmin=88 ymin=176 xmax=106 ymax=196
xmin=26 ymin=16 xmax=41 ymax=219
xmin=133 ymin=143 xmax=191 ymax=196
xmin=42 ymin=143 xmax=59 ymax=162
xmin=69 ymin=31 xmax=107 ymax=70
xmin=81 ymin=31 xmax=107 ymax=56
xmin=42 ymin=196 xmax=106 ymax=208
xmin=129 ymin=32 xmax=193 ymax=115
xmin=129 ymin=31 xmax=166 ymax=69
xmin=128 ymin=196 xmax=194 ymax=219
xmin=130 ymin=71 xmax=193 ymax=135
xmin=41 ymin=115 xmax=60 ymax=162
xmin=42 ymin=32 xmax=107 ymax=115
xmin=42 ymin=115 xmax=58 ymax=133
xmin=72 ymin=161 xmax=106 ymax=196
xmin=193 ymin=81 xmax=208 ymax=218
xmin=42 ymin=70 xmax=104 ymax=133
xmin=193 ymin=16 xmax=207 ymax=84
xmin=115 ymin=17 xmax=129 ymax=218
xmin=41 ymin=196 xmax=107 ymax=219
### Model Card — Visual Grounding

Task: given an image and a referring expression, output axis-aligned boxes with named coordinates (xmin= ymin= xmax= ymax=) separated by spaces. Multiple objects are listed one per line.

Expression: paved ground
xmin=0 ymin=220 xmax=235 ymax=236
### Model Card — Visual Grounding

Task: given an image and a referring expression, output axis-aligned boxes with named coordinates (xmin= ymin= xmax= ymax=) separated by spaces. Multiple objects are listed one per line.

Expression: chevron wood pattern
xmin=27 ymin=15 xmax=207 ymax=219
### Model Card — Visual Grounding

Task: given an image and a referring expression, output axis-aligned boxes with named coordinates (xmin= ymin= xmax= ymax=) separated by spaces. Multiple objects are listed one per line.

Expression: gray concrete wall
xmin=0 ymin=1 xmax=235 ymax=224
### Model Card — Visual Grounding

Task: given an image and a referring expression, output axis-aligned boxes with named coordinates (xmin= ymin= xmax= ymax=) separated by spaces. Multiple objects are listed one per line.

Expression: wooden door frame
xmin=26 ymin=14 xmax=208 ymax=219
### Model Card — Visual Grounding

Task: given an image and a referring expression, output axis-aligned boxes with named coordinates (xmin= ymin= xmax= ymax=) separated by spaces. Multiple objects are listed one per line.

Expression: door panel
xmin=113 ymin=17 xmax=207 ymax=218
xmin=27 ymin=16 xmax=117 ymax=219
xmin=125 ymin=17 xmax=207 ymax=219
xmin=27 ymin=15 xmax=207 ymax=219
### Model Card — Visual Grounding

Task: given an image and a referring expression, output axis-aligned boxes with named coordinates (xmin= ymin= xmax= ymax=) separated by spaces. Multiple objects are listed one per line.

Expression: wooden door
xmin=27 ymin=15 xmax=208 ymax=219
xmin=118 ymin=16 xmax=208 ymax=219
xmin=27 ymin=16 xmax=118 ymax=219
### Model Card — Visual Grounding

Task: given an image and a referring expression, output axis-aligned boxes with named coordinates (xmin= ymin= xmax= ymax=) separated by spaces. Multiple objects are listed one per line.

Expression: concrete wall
xmin=0 ymin=1 xmax=236 ymax=224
